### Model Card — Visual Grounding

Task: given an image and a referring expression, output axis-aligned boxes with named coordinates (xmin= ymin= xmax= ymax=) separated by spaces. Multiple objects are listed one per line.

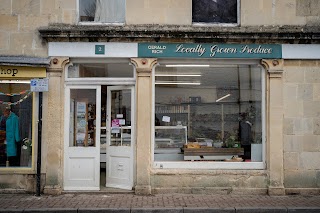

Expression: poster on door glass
xmin=76 ymin=102 xmax=87 ymax=146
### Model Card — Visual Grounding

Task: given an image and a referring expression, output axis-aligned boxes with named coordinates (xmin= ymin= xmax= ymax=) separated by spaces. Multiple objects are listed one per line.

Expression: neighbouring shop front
xmin=0 ymin=57 xmax=49 ymax=192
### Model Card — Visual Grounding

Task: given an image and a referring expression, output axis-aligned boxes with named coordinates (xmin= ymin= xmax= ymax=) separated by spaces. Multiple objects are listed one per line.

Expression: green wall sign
xmin=95 ymin=45 xmax=105 ymax=55
xmin=138 ymin=43 xmax=282 ymax=59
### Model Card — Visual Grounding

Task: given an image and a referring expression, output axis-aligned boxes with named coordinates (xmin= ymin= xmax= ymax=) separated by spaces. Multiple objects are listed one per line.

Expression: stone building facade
xmin=0 ymin=0 xmax=319 ymax=195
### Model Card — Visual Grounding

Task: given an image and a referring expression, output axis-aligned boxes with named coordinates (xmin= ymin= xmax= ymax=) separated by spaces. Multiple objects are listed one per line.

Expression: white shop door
xmin=106 ymin=86 xmax=134 ymax=190
xmin=64 ymin=86 xmax=101 ymax=190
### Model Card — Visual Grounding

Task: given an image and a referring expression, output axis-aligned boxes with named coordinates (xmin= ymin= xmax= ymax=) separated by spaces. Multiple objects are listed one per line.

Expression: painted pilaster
xmin=261 ymin=59 xmax=285 ymax=196
xmin=43 ymin=57 xmax=69 ymax=195
xmin=131 ymin=58 xmax=157 ymax=195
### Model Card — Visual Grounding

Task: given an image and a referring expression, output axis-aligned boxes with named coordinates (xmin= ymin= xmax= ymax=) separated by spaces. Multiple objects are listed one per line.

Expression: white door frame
xmin=106 ymin=86 xmax=135 ymax=190
xmin=63 ymin=85 xmax=101 ymax=190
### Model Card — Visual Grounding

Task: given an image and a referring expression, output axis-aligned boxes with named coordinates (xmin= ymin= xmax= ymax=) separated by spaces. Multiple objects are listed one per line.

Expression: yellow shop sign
xmin=0 ymin=66 xmax=46 ymax=78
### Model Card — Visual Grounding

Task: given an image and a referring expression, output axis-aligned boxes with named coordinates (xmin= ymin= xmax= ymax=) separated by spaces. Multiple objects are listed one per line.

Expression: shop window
xmin=79 ymin=0 xmax=125 ymax=23
xmin=154 ymin=64 xmax=264 ymax=166
xmin=68 ymin=63 xmax=133 ymax=78
xmin=0 ymin=82 xmax=33 ymax=168
xmin=192 ymin=0 xmax=238 ymax=24
xmin=69 ymin=89 xmax=97 ymax=147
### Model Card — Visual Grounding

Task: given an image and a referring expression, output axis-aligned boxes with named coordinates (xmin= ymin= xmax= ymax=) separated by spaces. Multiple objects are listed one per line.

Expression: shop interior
xmin=0 ymin=81 xmax=33 ymax=168
xmin=154 ymin=64 xmax=263 ymax=162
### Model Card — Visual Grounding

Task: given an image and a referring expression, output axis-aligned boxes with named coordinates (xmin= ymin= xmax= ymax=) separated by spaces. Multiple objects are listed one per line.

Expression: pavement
xmin=1 ymin=193 xmax=320 ymax=212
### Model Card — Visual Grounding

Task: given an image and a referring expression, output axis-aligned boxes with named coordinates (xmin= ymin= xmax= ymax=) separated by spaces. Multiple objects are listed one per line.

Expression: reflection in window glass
xmin=70 ymin=89 xmax=96 ymax=147
xmin=68 ymin=63 xmax=133 ymax=78
xmin=154 ymin=64 xmax=263 ymax=163
xmin=192 ymin=0 xmax=237 ymax=24
xmin=0 ymin=83 xmax=33 ymax=168
xmin=79 ymin=0 xmax=125 ymax=23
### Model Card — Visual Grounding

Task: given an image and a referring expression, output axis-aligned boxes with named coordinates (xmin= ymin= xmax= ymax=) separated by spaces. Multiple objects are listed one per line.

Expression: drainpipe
xmin=36 ymin=92 xmax=42 ymax=196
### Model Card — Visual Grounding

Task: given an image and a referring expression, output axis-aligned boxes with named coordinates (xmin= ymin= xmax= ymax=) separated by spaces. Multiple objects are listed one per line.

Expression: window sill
xmin=153 ymin=161 xmax=265 ymax=170
xmin=78 ymin=22 xmax=125 ymax=26
xmin=0 ymin=167 xmax=36 ymax=174
xmin=192 ymin=22 xmax=239 ymax=27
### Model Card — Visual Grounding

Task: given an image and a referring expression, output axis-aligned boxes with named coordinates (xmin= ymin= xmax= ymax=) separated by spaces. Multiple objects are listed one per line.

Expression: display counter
xmin=183 ymin=147 xmax=244 ymax=161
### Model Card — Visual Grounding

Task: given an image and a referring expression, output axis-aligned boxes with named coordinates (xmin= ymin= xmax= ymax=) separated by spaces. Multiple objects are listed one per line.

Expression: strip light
xmin=216 ymin=94 xmax=231 ymax=102
xmin=0 ymin=80 xmax=30 ymax=84
xmin=155 ymin=82 xmax=201 ymax=85
xmin=165 ymin=65 xmax=210 ymax=67
xmin=155 ymin=74 xmax=201 ymax=77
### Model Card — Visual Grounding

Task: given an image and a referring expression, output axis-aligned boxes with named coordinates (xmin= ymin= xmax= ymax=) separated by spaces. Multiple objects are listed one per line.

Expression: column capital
xmin=131 ymin=58 xmax=158 ymax=77
xmin=47 ymin=57 xmax=70 ymax=73
xmin=261 ymin=59 xmax=284 ymax=78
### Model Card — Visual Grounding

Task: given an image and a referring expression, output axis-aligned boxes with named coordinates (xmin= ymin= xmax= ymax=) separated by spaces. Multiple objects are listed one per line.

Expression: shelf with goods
xmin=155 ymin=104 xmax=190 ymax=114
xmin=100 ymin=105 xmax=107 ymax=140
xmin=155 ymin=100 xmax=260 ymax=139
xmin=74 ymin=101 xmax=96 ymax=147
xmin=155 ymin=104 xmax=191 ymax=130
xmin=87 ymin=103 xmax=96 ymax=146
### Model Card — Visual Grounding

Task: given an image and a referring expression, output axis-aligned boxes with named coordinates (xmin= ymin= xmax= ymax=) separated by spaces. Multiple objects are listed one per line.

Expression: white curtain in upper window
xmin=94 ymin=0 xmax=125 ymax=23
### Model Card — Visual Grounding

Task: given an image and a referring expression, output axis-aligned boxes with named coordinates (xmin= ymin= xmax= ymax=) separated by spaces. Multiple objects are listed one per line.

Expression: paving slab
xmin=78 ymin=208 xmax=130 ymax=213
xmin=235 ymin=207 xmax=287 ymax=213
xmin=184 ymin=207 xmax=235 ymax=213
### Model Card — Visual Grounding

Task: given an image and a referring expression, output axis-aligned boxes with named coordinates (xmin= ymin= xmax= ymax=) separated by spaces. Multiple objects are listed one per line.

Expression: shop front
xmin=63 ymin=62 xmax=136 ymax=191
xmin=47 ymin=42 xmax=285 ymax=194
xmin=140 ymin=43 xmax=283 ymax=195
xmin=48 ymin=43 xmax=138 ymax=191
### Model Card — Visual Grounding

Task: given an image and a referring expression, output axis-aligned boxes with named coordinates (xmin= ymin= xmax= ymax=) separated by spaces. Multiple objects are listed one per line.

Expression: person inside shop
xmin=1 ymin=108 xmax=21 ymax=166
xmin=239 ymin=112 xmax=253 ymax=160
xmin=0 ymin=108 xmax=8 ymax=166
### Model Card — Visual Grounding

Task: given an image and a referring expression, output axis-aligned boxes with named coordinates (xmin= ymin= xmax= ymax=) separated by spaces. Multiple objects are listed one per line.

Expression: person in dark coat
xmin=239 ymin=113 xmax=253 ymax=160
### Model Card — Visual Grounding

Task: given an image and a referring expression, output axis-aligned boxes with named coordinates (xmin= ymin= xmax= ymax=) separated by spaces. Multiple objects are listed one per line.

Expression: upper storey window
xmin=192 ymin=0 xmax=238 ymax=24
xmin=79 ymin=0 xmax=125 ymax=23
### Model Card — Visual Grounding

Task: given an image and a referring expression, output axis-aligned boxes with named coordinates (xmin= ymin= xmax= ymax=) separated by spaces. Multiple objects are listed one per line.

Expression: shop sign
xmin=138 ymin=43 xmax=282 ymax=59
xmin=0 ymin=66 xmax=46 ymax=78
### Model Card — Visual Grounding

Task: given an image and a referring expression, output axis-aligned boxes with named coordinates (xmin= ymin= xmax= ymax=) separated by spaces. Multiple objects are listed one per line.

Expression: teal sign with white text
xmin=138 ymin=43 xmax=282 ymax=59
xmin=95 ymin=45 xmax=105 ymax=55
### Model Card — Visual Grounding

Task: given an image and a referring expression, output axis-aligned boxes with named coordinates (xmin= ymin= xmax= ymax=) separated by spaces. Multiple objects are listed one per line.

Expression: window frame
xmin=0 ymin=81 xmax=38 ymax=173
xmin=152 ymin=59 xmax=266 ymax=170
xmin=77 ymin=0 xmax=126 ymax=25
xmin=65 ymin=58 xmax=136 ymax=86
xmin=192 ymin=0 xmax=240 ymax=26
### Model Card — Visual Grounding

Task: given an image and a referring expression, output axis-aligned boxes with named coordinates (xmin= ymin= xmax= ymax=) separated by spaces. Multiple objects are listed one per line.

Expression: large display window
xmin=153 ymin=61 xmax=265 ymax=169
xmin=0 ymin=81 xmax=34 ymax=168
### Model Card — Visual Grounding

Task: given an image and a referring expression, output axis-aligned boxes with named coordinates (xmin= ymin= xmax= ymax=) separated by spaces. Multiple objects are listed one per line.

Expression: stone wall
xmin=127 ymin=0 xmax=319 ymax=26
xmin=126 ymin=0 xmax=192 ymax=25
xmin=151 ymin=170 xmax=268 ymax=195
xmin=283 ymin=60 xmax=320 ymax=194
xmin=1 ymin=0 xmax=319 ymax=58
xmin=0 ymin=0 xmax=77 ymax=57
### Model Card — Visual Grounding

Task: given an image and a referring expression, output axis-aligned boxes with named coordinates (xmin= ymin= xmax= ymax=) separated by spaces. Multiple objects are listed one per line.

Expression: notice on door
xmin=111 ymin=119 xmax=120 ymax=133
xmin=112 ymin=119 xmax=120 ymax=127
